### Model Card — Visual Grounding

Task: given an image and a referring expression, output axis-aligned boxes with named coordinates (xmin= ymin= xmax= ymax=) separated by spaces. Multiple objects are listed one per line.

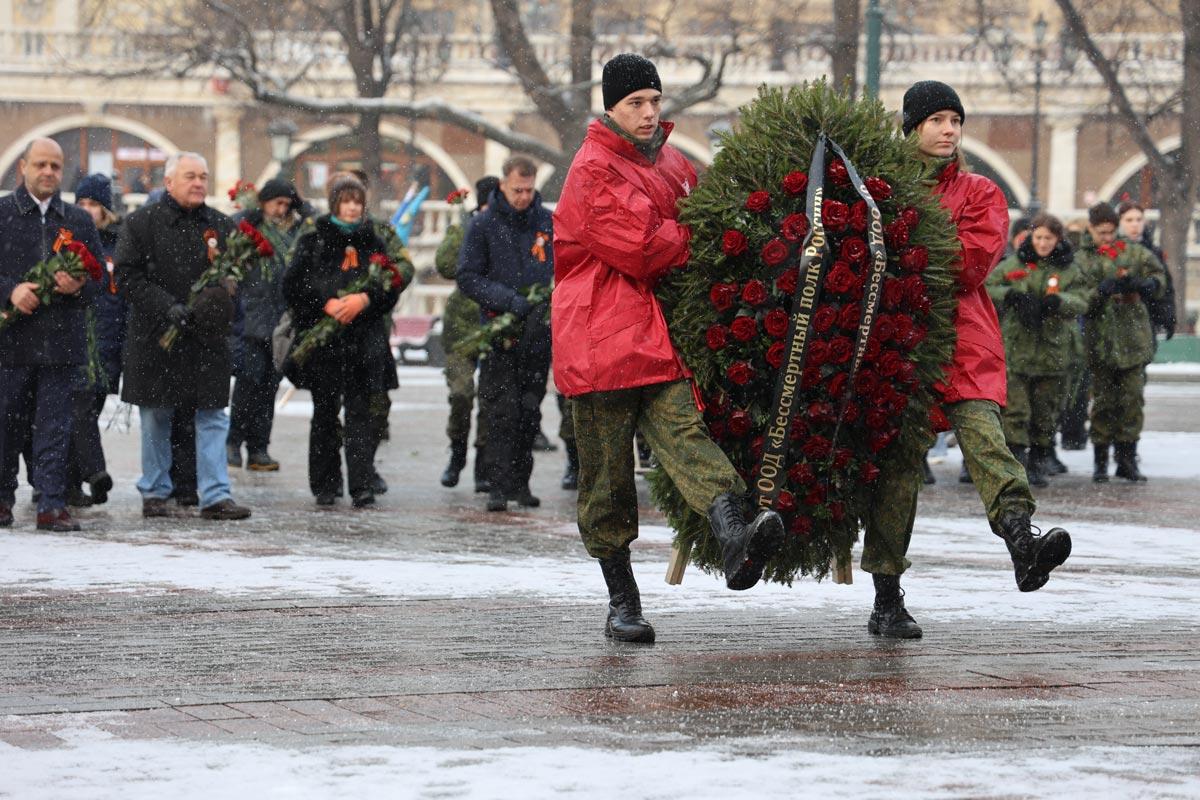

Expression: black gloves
xmin=508 ymin=294 xmax=532 ymax=319
xmin=1097 ymin=278 xmax=1118 ymax=297
xmin=1114 ymin=274 xmax=1137 ymax=294
xmin=1137 ymin=277 xmax=1160 ymax=301
xmin=1005 ymin=291 xmax=1039 ymax=328
xmin=166 ymin=303 xmax=193 ymax=330
xmin=1040 ymin=293 xmax=1062 ymax=317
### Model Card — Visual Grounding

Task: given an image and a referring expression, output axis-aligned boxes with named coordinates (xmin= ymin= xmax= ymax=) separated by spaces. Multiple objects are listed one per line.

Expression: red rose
xmin=861 ymin=462 xmax=881 ymax=483
xmin=764 ymin=308 xmax=790 ymax=338
xmin=888 ymin=394 xmax=910 ymax=415
xmin=864 ymin=336 xmax=882 ymax=362
xmin=840 ymin=237 xmax=868 ymax=265
xmin=761 ymin=238 xmax=790 ymax=267
xmin=741 ymin=279 xmax=768 ymax=306
xmin=782 ymin=170 xmax=808 ymax=196
xmin=807 ymin=339 xmax=830 ymax=367
xmin=766 ymin=340 xmax=786 ymax=369
xmin=930 ymin=405 xmax=951 ymax=432
xmin=825 ymin=261 xmax=857 ymax=294
xmin=849 ymin=201 xmax=869 ymax=233
xmin=727 ymin=361 xmax=754 ymax=385
xmin=878 ymin=350 xmax=903 ymax=378
xmin=874 ymin=383 xmax=897 ymax=408
xmin=801 ymin=365 xmax=822 ymax=389
xmin=843 ymin=402 xmax=861 ymax=424
xmin=804 ymin=484 xmax=826 ymax=506
xmin=706 ymin=324 xmax=730 ymax=350
xmin=745 ymin=190 xmax=771 ymax=213
xmin=812 ymin=305 xmax=838 ymax=333
xmin=708 ymin=393 xmax=731 ymax=417
xmin=827 ymin=159 xmax=850 ymax=186
xmin=898 ymin=360 xmax=917 ymax=384
xmin=884 ymin=219 xmax=911 ymax=248
xmin=802 ymin=435 xmax=832 ymax=461
xmin=808 ymin=401 xmax=835 ymax=423
xmin=722 ymin=230 xmax=749 ymax=256
xmin=789 ymin=462 xmax=816 ymax=484
xmin=710 ymin=282 xmax=738 ymax=311
xmin=730 ymin=315 xmax=758 ymax=342
xmin=832 ymin=447 xmax=853 ymax=470
xmin=869 ymin=430 xmax=895 ymax=453
xmin=903 ymin=275 xmax=927 ymax=305
xmin=775 ymin=267 xmax=799 ymax=295
xmin=257 ymin=240 xmax=275 ymax=257
xmin=899 ymin=246 xmax=929 ymax=274
xmin=865 ymin=176 xmax=892 ymax=201
xmin=728 ymin=409 xmax=752 ymax=437
xmin=789 ymin=418 xmax=809 ymax=442
xmin=780 ymin=213 xmax=809 ymax=242
xmin=708 ymin=420 xmax=727 ymax=440
xmin=838 ymin=303 xmax=859 ymax=331
xmin=775 ymin=490 xmax=797 ymax=513
xmin=830 ymin=501 xmax=847 ymax=522
xmin=822 ymin=199 xmax=850 ymax=232
xmin=866 ymin=408 xmax=889 ymax=430
xmin=883 ymin=278 xmax=905 ymax=310
xmin=900 ymin=206 xmax=921 ymax=228
xmin=790 ymin=515 xmax=813 ymax=537
xmin=237 ymin=219 xmax=256 ymax=236
xmin=829 ymin=336 xmax=853 ymax=364
xmin=827 ymin=371 xmax=847 ymax=398
xmin=875 ymin=315 xmax=896 ymax=342
xmin=893 ymin=315 xmax=914 ymax=341
xmin=750 ymin=436 xmax=764 ymax=460
xmin=854 ymin=370 xmax=879 ymax=396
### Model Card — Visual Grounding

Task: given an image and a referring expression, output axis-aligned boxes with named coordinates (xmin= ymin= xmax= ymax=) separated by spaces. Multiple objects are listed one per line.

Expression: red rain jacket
xmin=933 ymin=160 xmax=1011 ymax=406
xmin=551 ymin=119 xmax=696 ymax=397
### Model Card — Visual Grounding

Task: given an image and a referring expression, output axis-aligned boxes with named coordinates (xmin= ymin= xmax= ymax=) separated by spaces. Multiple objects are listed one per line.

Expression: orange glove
xmin=334 ymin=293 xmax=370 ymax=324
xmin=323 ymin=297 xmax=344 ymax=318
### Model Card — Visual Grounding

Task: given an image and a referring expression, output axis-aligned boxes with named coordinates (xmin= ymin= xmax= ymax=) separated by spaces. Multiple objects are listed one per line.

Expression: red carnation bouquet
xmin=0 ymin=227 xmax=103 ymax=333
xmin=159 ymin=220 xmax=276 ymax=350
xmin=288 ymin=253 xmax=406 ymax=367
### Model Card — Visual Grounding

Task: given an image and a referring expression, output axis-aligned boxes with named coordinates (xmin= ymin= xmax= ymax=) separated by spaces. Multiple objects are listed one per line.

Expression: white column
xmin=483 ymin=114 xmax=512 ymax=177
xmin=212 ymin=105 xmax=243 ymax=205
xmin=1047 ymin=116 xmax=1081 ymax=215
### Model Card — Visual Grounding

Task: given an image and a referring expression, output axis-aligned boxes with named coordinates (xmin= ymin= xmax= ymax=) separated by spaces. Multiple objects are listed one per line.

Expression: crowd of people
xmin=0 ymin=55 xmax=1175 ymax=644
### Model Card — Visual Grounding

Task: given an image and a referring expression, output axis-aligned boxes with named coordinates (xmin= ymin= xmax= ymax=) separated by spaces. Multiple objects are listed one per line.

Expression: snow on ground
xmin=1 ymin=730 xmax=1197 ymax=800
xmin=0 ymin=515 xmax=1196 ymax=626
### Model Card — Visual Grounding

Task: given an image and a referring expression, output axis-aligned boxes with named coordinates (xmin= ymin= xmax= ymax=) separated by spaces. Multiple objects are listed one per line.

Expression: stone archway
xmin=1096 ymin=136 xmax=1181 ymax=204
xmin=960 ymin=135 xmax=1029 ymax=209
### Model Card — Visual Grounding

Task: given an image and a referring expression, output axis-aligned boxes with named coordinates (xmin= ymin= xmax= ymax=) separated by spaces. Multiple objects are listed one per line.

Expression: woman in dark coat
xmin=283 ymin=174 xmax=399 ymax=507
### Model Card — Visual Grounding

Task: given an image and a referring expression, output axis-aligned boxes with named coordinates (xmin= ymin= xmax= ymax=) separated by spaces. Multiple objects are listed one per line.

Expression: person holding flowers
xmin=551 ymin=54 xmax=785 ymax=644
xmin=116 ymin=152 xmax=251 ymax=521
xmin=282 ymin=173 xmax=401 ymax=508
xmin=0 ymin=138 xmax=104 ymax=531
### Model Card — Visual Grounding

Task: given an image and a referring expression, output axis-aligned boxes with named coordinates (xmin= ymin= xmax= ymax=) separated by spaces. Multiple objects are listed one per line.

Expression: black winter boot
xmin=474 ymin=452 xmax=490 ymax=493
xmin=1092 ymin=443 xmax=1110 ymax=483
xmin=922 ymin=457 xmax=936 ymax=485
xmin=707 ymin=494 xmax=784 ymax=590
xmin=509 ymin=486 xmax=541 ymax=507
xmin=440 ymin=440 xmax=468 ymax=487
xmin=486 ymin=488 xmax=508 ymax=512
xmin=958 ymin=462 xmax=973 ymax=484
xmin=1040 ymin=444 xmax=1068 ymax=475
xmin=1113 ymin=441 xmax=1147 ymax=482
xmin=598 ymin=551 xmax=655 ymax=643
xmin=868 ymin=574 xmax=923 ymax=639
xmin=562 ymin=440 xmax=579 ymax=491
xmin=1011 ymin=444 xmax=1047 ymax=488
xmin=994 ymin=511 xmax=1072 ymax=592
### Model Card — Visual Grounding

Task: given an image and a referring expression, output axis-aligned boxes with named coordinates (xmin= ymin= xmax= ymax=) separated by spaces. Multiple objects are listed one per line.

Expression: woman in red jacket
xmin=552 ymin=54 xmax=784 ymax=644
xmin=862 ymin=82 xmax=1074 ymax=639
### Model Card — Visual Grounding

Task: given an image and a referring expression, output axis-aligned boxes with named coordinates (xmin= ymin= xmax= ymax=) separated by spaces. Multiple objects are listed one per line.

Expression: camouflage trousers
xmin=443 ymin=350 xmax=488 ymax=449
xmin=861 ymin=399 xmax=1036 ymax=576
xmin=573 ymin=380 xmax=744 ymax=559
xmin=1002 ymin=372 xmax=1066 ymax=448
xmin=1089 ymin=364 xmax=1146 ymax=445
xmin=557 ymin=393 xmax=574 ymax=444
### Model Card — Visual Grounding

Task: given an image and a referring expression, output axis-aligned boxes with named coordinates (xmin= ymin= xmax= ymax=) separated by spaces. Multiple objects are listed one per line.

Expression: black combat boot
xmin=474 ymin=452 xmax=490 ymax=493
xmin=598 ymin=550 xmax=655 ymax=643
xmin=1011 ymin=444 xmax=1047 ymax=488
xmin=486 ymin=488 xmax=508 ymax=512
xmin=922 ymin=457 xmax=936 ymax=485
xmin=509 ymin=486 xmax=541 ymax=507
xmin=1092 ymin=443 xmax=1109 ymax=483
xmin=958 ymin=463 xmax=973 ymax=483
xmin=1113 ymin=441 xmax=1147 ymax=482
xmin=1040 ymin=444 xmax=1067 ymax=475
xmin=707 ymin=494 xmax=785 ymax=591
xmin=562 ymin=440 xmax=579 ymax=491
xmin=87 ymin=470 xmax=112 ymax=505
xmin=994 ymin=511 xmax=1072 ymax=592
xmin=440 ymin=440 xmax=468 ymax=488
xmin=868 ymin=574 xmax=923 ymax=639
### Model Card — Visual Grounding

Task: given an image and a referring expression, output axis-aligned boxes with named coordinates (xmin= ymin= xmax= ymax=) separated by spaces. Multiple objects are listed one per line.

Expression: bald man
xmin=0 ymin=138 xmax=104 ymax=531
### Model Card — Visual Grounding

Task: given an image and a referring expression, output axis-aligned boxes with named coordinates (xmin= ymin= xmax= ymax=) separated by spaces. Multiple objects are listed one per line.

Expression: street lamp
xmin=267 ymin=117 xmax=299 ymax=180
xmin=1028 ymin=13 xmax=1048 ymax=216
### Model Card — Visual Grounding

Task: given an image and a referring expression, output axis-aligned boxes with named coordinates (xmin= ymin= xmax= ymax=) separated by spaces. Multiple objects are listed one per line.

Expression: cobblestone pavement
xmin=1 ymin=370 xmax=1198 ymax=797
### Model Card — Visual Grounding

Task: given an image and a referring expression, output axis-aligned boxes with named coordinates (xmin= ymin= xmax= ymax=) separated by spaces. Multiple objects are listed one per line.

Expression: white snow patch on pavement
xmin=1 ymin=515 xmax=1197 ymax=625
xmin=935 ymin=429 xmax=1200 ymax=478
xmin=1 ymin=733 xmax=1197 ymax=800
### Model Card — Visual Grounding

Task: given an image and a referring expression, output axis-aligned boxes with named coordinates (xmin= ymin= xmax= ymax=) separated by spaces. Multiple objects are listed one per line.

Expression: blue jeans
xmin=138 ymin=406 xmax=233 ymax=508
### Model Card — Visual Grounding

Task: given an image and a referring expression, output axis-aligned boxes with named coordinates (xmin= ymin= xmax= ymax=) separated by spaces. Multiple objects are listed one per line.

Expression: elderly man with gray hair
xmin=115 ymin=151 xmax=251 ymax=520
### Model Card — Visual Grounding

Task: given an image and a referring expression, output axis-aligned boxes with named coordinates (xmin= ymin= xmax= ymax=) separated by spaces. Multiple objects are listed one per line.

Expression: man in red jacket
xmin=552 ymin=54 xmax=784 ymax=644
xmin=861 ymin=82 xmax=1073 ymax=639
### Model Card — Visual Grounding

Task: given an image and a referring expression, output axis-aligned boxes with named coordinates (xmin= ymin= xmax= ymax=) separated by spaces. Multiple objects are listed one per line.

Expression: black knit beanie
xmin=602 ymin=53 xmax=662 ymax=110
xmin=902 ymin=81 xmax=966 ymax=135
xmin=258 ymin=178 xmax=298 ymax=210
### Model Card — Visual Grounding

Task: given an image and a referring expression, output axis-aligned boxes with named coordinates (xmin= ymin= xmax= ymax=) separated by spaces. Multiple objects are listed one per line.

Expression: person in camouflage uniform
xmin=987 ymin=214 xmax=1088 ymax=486
xmin=435 ymin=176 xmax=498 ymax=492
xmin=1077 ymin=202 xmax=1166 ymax=482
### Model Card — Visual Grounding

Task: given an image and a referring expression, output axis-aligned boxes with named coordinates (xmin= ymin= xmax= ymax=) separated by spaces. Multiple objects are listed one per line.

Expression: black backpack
xmin=1148 ymin=256 xmax=1177 ymax=340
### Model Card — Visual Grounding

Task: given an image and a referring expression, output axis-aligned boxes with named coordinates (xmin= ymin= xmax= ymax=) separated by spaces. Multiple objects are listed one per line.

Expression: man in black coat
xmin=115 ymin=152 xmax=250 ymax=520
xmin=226 ymin=178 xmax=306 ymax=472
xmin=0 ymin=138 xmax=103 ymax=531
xmin=457 ymin=155 xmax=553 ymax=513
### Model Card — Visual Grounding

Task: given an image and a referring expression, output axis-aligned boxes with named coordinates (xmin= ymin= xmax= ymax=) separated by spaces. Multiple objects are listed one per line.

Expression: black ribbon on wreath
xmin=753 ymin=134 xmax=889 ymax=513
